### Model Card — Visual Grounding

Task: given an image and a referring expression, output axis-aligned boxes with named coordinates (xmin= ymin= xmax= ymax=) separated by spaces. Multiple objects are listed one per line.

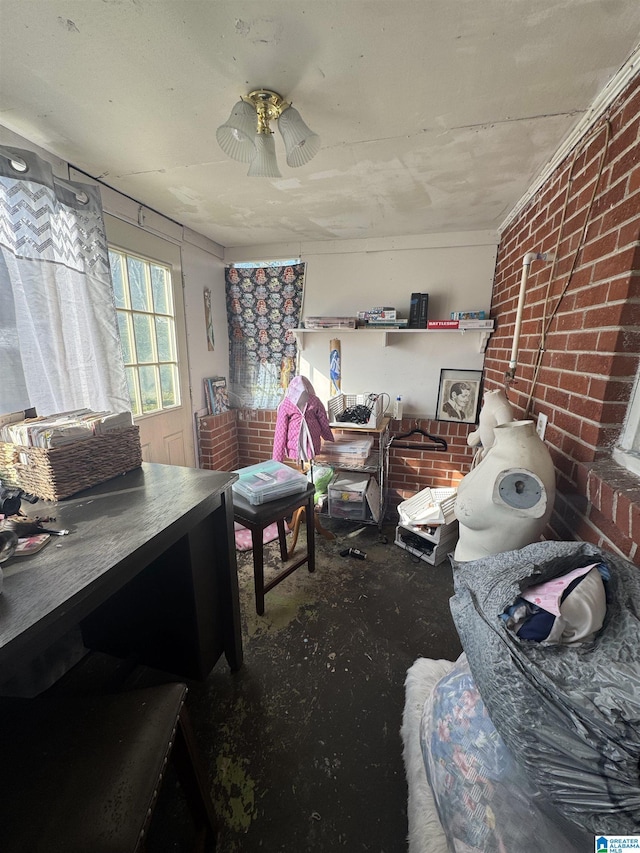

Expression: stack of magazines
xmin=0 ymin=409 xmax=134 ymax=448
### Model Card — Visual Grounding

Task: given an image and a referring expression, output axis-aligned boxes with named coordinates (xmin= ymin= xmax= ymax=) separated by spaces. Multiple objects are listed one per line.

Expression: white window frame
xmin=109 ymin=247 xmax=180 ymax=417
xmin=613 ymin=362 xmax=640 ymax=477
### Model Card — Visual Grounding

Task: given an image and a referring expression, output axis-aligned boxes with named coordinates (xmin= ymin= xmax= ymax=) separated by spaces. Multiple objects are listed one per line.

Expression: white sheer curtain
xmin=0 ymin=146 xmax=129 ymax=415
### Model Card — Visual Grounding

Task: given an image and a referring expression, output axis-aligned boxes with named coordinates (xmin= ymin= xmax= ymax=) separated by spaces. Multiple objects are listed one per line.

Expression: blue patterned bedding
xmin=420 ymin=655 xmax=591 ymax=852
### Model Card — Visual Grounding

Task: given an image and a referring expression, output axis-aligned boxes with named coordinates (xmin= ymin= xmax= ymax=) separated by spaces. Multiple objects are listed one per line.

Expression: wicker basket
xmin=0 ymin=427 xmax=143 ymax=501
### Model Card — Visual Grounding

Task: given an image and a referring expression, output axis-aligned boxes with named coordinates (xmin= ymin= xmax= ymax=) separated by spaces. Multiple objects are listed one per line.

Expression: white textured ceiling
xmin=1 ymin=1 xmax=639 ymax=248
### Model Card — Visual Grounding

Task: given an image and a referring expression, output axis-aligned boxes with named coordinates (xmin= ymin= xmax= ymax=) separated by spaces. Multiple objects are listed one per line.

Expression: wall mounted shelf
xmin=293 ymin=325 xmax=494 ymax=353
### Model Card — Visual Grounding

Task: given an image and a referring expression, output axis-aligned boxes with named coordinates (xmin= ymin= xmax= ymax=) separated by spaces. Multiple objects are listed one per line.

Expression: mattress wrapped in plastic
xmin=449 ymin=540 xmax=640 ymax=835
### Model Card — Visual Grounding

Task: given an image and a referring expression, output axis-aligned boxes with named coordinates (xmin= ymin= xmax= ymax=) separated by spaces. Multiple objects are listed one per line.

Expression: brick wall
xmin=484 ymin=72 xmax=640 ymax=564
xmin=235 ymin=409 xmax=279 ymax=467
xmin=386 ymin=417 xmax=471 ymax=507
xmin=198 ymin=410 xmax=239 ymax=472
xmin=199 ymin=406 xmax=475 ymax=514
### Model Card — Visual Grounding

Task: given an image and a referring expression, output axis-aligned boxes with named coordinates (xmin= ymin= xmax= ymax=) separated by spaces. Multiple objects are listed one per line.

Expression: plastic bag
xmin=420 ymin=654 xmax=590 ymax=852
xmin=450 ymin=541 xmax=640 ymax=835
xmin=309 ymin=463 xmax=333 ymax=499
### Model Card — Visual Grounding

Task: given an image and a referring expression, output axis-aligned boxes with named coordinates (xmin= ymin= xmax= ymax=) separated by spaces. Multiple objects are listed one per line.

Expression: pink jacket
xmin=272 ymin=377 xmax=334 ymax=463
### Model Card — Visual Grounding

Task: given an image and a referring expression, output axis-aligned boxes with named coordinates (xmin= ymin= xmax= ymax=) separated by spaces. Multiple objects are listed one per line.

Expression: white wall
xmin=226 ymin=233 xmax=498 ymax=417
xmin=180 ymin=231 xmax=228 ymax=413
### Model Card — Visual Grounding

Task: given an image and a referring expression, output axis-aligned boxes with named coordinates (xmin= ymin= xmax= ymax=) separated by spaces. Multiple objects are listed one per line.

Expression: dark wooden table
xmin=0 ymin=463 xmax=242 ymax=685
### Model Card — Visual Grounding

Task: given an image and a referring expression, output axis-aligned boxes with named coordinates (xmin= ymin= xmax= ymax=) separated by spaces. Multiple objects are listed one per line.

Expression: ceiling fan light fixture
xmin=247 ymin=133 xmax=282 ymax=178
xmin=216 ymin=99 xmax=258 ymax=163
xmin=278 ymin=105 xmax=321 ymax=168
xmin=216 ymin=89 xmax=320 ymax=176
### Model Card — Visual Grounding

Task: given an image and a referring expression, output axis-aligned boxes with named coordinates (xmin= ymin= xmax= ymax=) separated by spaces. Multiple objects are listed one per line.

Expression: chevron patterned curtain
xmin=0 ymin=146 xmax=129 ymax=415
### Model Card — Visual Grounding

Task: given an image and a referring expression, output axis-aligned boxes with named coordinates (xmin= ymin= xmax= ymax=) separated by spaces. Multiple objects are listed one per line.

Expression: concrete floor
xmin=150 ymin=517 xmax=462 ymax=852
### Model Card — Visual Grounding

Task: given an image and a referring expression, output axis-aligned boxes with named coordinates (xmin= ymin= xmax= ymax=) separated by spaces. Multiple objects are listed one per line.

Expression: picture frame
xmin=435 ymin=369 xmax=483 ymax=424
xmin=203 ymin=288 xmax=215 ymax=351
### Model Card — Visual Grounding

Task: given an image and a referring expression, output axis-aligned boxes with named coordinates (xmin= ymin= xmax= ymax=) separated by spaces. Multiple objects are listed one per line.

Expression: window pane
xmin=160 ymin=364 xmax=178 ymax=407
xmin=127 ymin=257 xmax=151 ymax=311
xmin=125 ymin=367 xmax=140 ymax=415
xmin=133 ymin=314 xmax=155 ymax=363
xmin=151 ymin=264 xmax=170 ymax=314
xmin=109 ymin=251 xmax=126 ymax=308
xmin=155 ymin=316 xmax=174 ymax=361
xmin=118 ymin=314 xmax=134 ymax=364
xmin=139 ymin=365 xmax=159 ymax=413
xmin=111 ymin=246 xmax=180 ymax=417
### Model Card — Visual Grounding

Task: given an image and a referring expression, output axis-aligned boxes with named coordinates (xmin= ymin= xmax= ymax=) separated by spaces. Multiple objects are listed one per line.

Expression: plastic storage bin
xmin=316 ymin=436 xmax=374 ymax=468
xmin=328 ymin=471 xmax=371 ymax=520
xmin=394 ymin=485 xmax=458 ymax=565
xmin=233 ymin=460 xmax=308 ymax=505
xmin=394 ymin=521 xmax=459 ymax=565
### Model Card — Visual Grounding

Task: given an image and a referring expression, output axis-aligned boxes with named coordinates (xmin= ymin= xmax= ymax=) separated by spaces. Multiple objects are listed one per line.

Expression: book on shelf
xmin=427 ymin=319 xmax=459 ymax=329
xmin=357 ymin=308 xmax=397 ymax=322
xmin=409 ymin=293 xmax=429 ymax=328
xmin=409 ymin=292 xmax=421 ymax=328
xmin=450 ymin=310 xmax=486 ymax=320
xmin=458 ymin=318 xmax=494 ymax=329
xmin=418 ymin=293 xmax=429 ymax=327
xmin=365 ymin=318 xmax=409 ymax=327
xmin=303 ymin=317 xmax=357 ymax=329
xmin=426 ymin=319 xmax=494 ymax=330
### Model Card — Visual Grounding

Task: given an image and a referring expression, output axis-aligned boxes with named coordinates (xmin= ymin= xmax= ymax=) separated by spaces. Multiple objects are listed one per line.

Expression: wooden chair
xmin=286 ymin=461 xmax=335 ymax=559
xmin=287 ymin=502 xmax=334 ymax=559
xmin=0 ymin=682 xmax=217 ymax=852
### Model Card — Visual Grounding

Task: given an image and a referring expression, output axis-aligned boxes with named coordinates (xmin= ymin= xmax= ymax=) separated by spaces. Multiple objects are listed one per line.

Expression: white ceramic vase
xmin=454 ymin=420 xmax=556 ymax=562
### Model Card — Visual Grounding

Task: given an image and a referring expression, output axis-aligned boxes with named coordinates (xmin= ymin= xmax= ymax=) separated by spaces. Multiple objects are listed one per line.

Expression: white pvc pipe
xmin=508 ymin=252 xmax=553 ymax=375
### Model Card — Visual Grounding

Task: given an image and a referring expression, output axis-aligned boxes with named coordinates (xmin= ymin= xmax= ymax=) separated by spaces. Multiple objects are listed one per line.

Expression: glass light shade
xmin=278 ymin=106 xmax=321 ymax=167
xmin=216 ymin=100 xmax=258 ymax=163
xmin=247 ymin=133 xmax=282 ymax=178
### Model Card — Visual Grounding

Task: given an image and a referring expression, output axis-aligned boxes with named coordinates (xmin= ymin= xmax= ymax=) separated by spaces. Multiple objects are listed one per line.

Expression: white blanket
xmin=401 ymin=657 xmax=455 ymax=853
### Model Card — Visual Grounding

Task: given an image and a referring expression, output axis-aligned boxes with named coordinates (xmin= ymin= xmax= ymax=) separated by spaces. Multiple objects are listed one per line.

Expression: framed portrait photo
xmin=436 ymin=369 xmax=483 ymax=424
